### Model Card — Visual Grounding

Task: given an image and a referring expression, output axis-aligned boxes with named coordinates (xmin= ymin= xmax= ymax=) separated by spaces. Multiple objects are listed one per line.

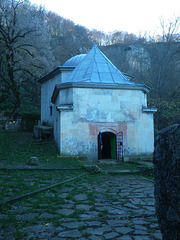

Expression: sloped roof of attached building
xmin=63 ymin=45 xmax=137 ymax=85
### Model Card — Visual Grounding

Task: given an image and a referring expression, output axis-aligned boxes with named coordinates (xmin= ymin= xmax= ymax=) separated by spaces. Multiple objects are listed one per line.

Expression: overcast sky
xmin=30 ymin=0 xmax=180 ymax=35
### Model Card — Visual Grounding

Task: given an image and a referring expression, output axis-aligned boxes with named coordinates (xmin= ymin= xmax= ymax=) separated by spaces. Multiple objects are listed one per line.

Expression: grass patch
xmin=0 ymin=131 xmax=83 ymax=168
xmin=0 ymin=169 xmax=82 ymax=203
xmin=0 ymin=131 xmax=85 ymax=204
xmin=78 ymin=225 xmax=86 ymax=231
xmin=138 ymin=165 xmax=154 ymax=179
xmin=14 ymin=230 xmax=28 ymax=239
xmin=82 ymin=231 xmax=92 ymax=237
xmin=98 ymin=209 xmax=109 ymax=220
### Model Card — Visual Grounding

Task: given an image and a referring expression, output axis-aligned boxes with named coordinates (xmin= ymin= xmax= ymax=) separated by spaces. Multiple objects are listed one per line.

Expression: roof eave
xmin=38 ymin=66 xmax=75 ymax=84
xmin=122 ymin=72 xmax=134 ymax=80
xmin=142 ymin=106 xmax=157 ymax=113
xmin=51 ymin=82 xmax=151 ymax=104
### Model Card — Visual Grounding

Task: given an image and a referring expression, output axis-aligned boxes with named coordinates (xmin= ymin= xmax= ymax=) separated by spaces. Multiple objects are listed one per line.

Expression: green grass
xmin=0 ymin=131 xmax=85 ymax=204
xmin=0 ymin=131 xmax=83 ymax=168
xmin=0 ymin=168 xmax=83 ymax=203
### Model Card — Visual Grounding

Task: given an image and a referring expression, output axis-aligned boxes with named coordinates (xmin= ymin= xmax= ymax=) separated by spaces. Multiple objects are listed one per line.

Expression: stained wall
xmin=54 ymin=86 xmax=154 ymax=161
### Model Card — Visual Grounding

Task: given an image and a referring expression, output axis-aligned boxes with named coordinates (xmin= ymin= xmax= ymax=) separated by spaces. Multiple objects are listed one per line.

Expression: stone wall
xmin=153 ymin=124 xmax=180 ymax=240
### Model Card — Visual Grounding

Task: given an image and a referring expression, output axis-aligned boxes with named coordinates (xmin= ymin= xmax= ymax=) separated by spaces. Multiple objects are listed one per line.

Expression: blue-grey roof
xmin=63 ymin=45 xmax=136 ymax=85
xmin=63 ymin=54 xmax=86 ymax=67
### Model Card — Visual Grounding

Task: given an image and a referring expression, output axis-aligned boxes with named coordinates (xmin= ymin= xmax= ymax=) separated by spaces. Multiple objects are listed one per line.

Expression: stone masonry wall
xmin=58 ymin=87 xmax=155 ymax=160
xmin=153 ymin=124 xmax=180 ymax=240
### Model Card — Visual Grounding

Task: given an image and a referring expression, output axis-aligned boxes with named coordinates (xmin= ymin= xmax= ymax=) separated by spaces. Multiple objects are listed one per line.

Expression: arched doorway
xmin=98 ymin=132 xmax=117 ymax=159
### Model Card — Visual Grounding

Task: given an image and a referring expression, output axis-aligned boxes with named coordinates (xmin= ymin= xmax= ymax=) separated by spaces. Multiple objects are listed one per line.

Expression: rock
xmin=104 ymin=232 xmax=119 ymax=239
xmin=83 ymin=165 xmax=101 ymax=173
xmin=74 ymin=193 xmax=87 ymax=201
xmin=153 ymin=124 xmax=180 ymax=240
xmin=115 ymin=227 xmax=132 ymax=234
xmin=57 ymin=209 xmax=74 ymax=216
xmin=39 ymin=212 xmax=56 ymax=219
xmin=76 ymin=204 xmax=91 ymax=210
xmin=58 ymin=229 xmax=82 ymax=238
xmin=27 ymin=156 xmax=39 ymax=166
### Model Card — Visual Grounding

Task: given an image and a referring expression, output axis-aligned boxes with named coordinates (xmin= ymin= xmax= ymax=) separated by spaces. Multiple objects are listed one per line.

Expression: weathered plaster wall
xmin=59 ymin=88 xmax=73 ymax=105
xmin=56 ymin=87 xmax=154 ymax=161
xmin=61 ymin=71 xmax=73 ymax=83
xmin=41 ymin=75 xmax=61 ymax=126
xmin=53 ymin=106 xmax=60 ymax=150
xmin=53 ymin=88 xmax=73 ymax=150
xmin=41 ymin=70 xmax=73 ymax=126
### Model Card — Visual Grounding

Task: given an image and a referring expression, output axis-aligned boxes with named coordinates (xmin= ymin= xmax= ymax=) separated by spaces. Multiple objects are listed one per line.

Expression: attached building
xmin=39 ymin=45 xmax=157 ymax=161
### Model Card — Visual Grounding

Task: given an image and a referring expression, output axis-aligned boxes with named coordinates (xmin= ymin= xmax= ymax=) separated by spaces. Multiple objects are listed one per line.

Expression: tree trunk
xmin=7 ymin=55 xmax=20 ymax=120
xmin=11 ymin=87 xmax=20 ymax=120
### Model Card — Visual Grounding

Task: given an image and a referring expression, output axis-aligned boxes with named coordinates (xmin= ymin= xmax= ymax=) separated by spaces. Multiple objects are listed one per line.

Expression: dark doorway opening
xmin=98 ymin=132 xmax=117 ymax=159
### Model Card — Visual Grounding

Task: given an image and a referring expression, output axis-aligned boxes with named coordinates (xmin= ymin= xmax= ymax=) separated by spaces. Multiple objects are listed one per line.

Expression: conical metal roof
xmin=63 ymin=45 xmax=136 ymax=85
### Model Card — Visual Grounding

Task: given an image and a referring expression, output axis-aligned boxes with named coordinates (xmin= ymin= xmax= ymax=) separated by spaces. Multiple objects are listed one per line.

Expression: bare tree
xmin=145 ymin=16 xmax=180 ymax=129
xmin=159 ymin=16 xmax=180 ymax=42
xmin=0 ymin=0 xmax=54 ymax=119
xmin=88 ymin=29 xmax=106 ymax=46
xmin=46 ymin=11 xmax=92 ymax=64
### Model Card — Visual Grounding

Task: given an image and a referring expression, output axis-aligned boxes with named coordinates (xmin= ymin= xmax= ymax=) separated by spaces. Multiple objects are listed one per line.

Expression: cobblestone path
xmin=0 ymin=174 xmax=162 ymax=239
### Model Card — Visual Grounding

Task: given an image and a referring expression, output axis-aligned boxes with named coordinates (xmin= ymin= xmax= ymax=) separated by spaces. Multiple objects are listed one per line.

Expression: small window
xmin=50 ymin=106 xmax=52 ymax=116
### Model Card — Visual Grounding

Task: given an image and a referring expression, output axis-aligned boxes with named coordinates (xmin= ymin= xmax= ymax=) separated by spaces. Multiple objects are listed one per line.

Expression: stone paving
xmin=0 ymin=174 xmax=162 ymax=240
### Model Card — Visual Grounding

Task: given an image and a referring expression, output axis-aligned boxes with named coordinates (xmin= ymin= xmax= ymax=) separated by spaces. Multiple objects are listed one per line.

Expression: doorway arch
xmin=98 ymin=132 xmax=117 ymax=159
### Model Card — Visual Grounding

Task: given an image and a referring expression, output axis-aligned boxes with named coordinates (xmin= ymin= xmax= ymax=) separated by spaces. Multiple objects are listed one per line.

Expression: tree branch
xmin=0 ymin=73 xmax=11 ymax=88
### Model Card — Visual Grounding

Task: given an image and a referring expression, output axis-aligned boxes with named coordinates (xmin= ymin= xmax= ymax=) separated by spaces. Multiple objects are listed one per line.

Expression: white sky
xmin=30 ymin=0 xmax=180 ymax=35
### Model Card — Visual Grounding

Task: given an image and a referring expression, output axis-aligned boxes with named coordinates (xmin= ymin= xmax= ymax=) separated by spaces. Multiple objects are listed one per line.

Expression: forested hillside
xmin=101 ymin=42 xmax=180 ymax=130
xmin=0 ymin=0 xmax=179 ymax=131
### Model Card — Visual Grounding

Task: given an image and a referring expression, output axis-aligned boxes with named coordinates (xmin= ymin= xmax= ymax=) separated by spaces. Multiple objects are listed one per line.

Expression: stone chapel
xmin=39 ymin=45 xmax=157 ymax=161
